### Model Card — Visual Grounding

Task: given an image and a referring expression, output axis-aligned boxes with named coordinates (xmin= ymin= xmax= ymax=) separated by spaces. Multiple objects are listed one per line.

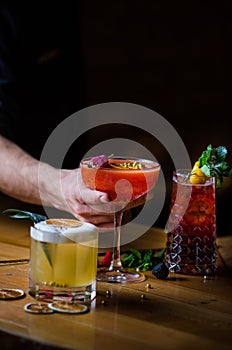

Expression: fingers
xmin=76 ymin=214 xmax=114 ymax=226
xmin=60 ymin=169 xmax=114 ymax=229
xmin=64 ymin=196 xmax=114 ymax=224
xmin=78 ymin=188 xmax=110 ymax=205
xmin=74 ymin=212 xmax=114 ymax=231
xmin=61 ymin=168 xmax=154 ymax=231
xmin=71 ymin=199 xmax=114 ymax=216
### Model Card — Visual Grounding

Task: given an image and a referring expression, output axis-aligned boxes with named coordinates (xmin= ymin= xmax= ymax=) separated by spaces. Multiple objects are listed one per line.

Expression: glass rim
xmin=80 ymin=155 xmax=160 ymax=170
xmin=173 ymin=169 xmax=215 ymax=185
xmin=30 ymin=226 xmax=98 ymax=245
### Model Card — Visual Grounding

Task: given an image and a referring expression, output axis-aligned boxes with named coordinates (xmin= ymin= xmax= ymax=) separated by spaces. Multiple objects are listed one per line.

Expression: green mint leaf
xmin=138 ymin=262 xmax=152 ymax=271
xmin=143 ymin=249 xmax=154 ymax=262
xmin=122 ymin=253 xmax=135 ymax=267
xmin=215 ymin=146 xmax=227 ymax=161
xmin=130 ymin=248 xmax=142 ymax=260
xmin=198 ymin=145 xmax=232 ymax=188
xmin=122 ymin=248 xmax=166 ymax=271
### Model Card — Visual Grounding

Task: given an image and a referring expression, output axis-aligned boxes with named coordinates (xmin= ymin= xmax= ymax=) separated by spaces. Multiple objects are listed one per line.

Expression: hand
xmin=60 ymin=170 xmax=151 ymax=229
xmin=39 ymin=165 xmax=152 ymax=230
xmin=60 ymin=168 xmax=114 ymax=229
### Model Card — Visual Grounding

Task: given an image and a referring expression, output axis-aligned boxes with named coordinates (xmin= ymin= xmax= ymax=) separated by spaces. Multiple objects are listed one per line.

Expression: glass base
xmin=29 ymin=280 xmax=96 ymax=303
xmin=96 ymin=268 xmax=145 ymax=284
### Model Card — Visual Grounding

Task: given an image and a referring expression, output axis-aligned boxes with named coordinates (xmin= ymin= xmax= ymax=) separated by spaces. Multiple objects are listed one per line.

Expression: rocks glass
xmin=29 ymin=219 xmax=99 ymax=302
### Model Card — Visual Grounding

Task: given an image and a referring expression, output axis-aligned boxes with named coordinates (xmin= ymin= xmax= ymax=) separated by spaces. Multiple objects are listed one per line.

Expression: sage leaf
xmin=40 ymin=242 xmax=53 ymax=267
xmin=2 ymin=209 xmax=47 ymax=223
xmin=2 ymin=209 xmax=53 ymax=267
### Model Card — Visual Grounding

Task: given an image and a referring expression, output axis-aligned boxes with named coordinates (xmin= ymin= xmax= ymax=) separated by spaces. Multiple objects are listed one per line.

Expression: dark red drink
xmin=165 ymin=170 xmax=217 ymax=275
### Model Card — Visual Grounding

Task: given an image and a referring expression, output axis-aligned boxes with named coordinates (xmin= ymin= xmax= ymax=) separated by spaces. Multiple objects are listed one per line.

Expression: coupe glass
xmin=80 ymin=156 xmax=160 ymax=284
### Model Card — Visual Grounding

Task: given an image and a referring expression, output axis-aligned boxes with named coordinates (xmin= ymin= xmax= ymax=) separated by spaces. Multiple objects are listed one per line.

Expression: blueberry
xmin=152 ymin=262 xmax=169 ymax=280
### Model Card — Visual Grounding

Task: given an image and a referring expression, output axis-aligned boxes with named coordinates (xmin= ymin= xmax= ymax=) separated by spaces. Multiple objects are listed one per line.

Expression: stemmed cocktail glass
xmin=80 ymin=156 xmax=160 ymax=283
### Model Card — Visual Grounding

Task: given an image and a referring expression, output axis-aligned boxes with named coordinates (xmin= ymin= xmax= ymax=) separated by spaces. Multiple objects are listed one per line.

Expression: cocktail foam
xmin=31 ymin=219 xmax=99 ymax=245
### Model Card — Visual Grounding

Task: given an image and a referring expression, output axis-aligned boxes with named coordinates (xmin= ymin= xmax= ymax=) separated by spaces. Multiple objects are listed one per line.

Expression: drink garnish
xmin=87 ymin=154 xmax=145 ymax=170
xmin=45 ymin=219 xmax=83 ymax=227
xmin=1 ymin=208 xmax=47 ymax=223
xmin=189 ymin=144 xmax=232 ymax=187
xmin=87 ymin=154 xmax=111 ymax=168
xmin=189 ymin=161 xmax=208 ymax=184
xmin=0 ymin=288 xmax=25 ymax=300
xmin=110 ymin=161 xmax=145 ymax=170
xmin=1 ymin=209 xmax=53 ymax=266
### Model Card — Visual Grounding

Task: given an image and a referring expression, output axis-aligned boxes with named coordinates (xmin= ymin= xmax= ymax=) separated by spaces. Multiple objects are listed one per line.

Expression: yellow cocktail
xmin=29 ymin=219 xmax=98 ymax=302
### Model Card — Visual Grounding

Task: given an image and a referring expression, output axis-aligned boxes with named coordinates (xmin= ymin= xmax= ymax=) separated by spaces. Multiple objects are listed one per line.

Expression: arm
xmin=0 ymin=135 xmax=42 ymax=204
xmin=0 ymin=135 xmax=114 ymax=228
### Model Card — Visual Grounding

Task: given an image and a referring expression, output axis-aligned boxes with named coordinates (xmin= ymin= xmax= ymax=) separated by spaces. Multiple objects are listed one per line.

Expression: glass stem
xmin=109 ymin=209 xmax=123 ymax=271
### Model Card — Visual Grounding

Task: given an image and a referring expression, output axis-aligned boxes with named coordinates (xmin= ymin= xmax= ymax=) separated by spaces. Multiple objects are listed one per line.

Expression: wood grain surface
xmin=0 ymin=214 xmax=232 ymax=350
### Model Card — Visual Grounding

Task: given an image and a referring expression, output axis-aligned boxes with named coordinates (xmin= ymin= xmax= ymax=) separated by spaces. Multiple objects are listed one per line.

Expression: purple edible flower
xmin=89 ymin=155 xmax=110 ymax=167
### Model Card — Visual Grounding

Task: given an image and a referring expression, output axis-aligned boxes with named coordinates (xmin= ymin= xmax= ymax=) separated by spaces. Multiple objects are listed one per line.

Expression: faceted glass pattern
xmin=165 ymin=170 xmax=217 ymax=275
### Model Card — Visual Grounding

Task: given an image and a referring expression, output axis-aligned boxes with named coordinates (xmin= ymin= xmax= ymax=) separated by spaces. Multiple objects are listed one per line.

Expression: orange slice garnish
xmin=45 ymin=219 xmax=83 ymax=227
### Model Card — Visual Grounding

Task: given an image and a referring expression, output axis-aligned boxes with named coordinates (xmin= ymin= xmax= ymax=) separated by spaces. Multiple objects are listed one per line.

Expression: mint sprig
xmin=198 ymin=144 xmax=232 ymax=188
xmin=122 ymin=248 xmax=166 ymax=271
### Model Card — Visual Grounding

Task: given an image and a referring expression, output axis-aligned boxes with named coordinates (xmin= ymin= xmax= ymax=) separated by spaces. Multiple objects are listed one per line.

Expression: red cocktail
xmin=80 ymin=156 xmax=160 ymax=283
xmin=81 ymin=157 xmax=160 ymax=203
xmin=165 ymin=170 xmax=217 ymax=275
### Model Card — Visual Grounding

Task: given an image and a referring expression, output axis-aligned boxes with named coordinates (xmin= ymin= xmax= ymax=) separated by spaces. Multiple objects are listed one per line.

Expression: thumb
xmin=99 ymin=193 xmax=110 ymax=203
xmin=77 ymin=168 xmax=110 ymax=204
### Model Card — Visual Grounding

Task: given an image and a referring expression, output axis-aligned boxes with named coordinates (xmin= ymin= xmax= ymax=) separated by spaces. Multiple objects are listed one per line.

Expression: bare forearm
xmin=0 ymin=135 xmax=52 ymax=205
xmin=0 ymin=135 xmax=114 ymax=228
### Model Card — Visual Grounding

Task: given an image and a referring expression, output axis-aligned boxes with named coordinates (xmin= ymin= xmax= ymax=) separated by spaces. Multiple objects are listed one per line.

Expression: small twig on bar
xmin=0 ymin=259 xmax=29 ymax=266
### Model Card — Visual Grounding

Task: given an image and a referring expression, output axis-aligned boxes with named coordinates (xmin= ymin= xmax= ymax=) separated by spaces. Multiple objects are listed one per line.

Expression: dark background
xmin=1 ymin=0 xmax=231 ymax=235
xmin=77 ymin=1 xmax=232 ymax=236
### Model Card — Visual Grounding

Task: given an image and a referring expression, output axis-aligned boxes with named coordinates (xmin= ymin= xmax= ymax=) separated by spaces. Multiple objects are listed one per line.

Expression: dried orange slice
xmin=45 ymin=219 xmax=83 ymax=227
xmin=48 ymin=301 xmax=88 ymax=314
xmin=24 ymin=302 xmax=54 ymax=314
xmin=0 ymin=288 xmax=25 ymax=300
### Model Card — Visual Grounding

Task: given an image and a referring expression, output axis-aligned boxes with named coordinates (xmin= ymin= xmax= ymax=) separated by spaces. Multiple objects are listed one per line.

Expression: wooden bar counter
xmin=0 ymin=213 xmax=232 ymax=350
